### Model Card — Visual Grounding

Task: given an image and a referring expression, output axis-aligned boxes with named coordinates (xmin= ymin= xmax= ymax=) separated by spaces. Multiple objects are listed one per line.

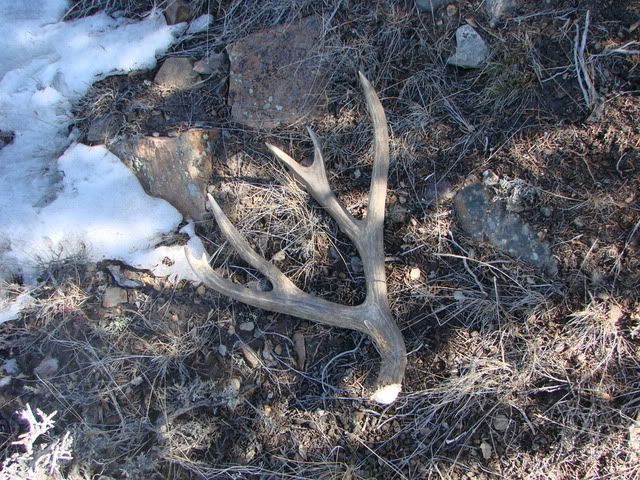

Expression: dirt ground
xmin=1 ymin=0 xmax=639 ymax=478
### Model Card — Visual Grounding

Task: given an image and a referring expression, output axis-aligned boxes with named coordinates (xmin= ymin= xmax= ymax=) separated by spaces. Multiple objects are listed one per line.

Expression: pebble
xmin=480 ymin=441 xmax=492 ymax=459
xmin=239 ymin=321 xmax=255 ymax=332
xmin=493 ymin=414 xmax=510 ymax=431
xmin=196 ymin=285 xmax=206 ymax=296
xmin=409 ymin=267 xmax=422 ymax=281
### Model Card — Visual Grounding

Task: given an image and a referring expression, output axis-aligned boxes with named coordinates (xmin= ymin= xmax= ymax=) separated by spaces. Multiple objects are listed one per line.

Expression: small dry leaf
xmin=293 ymin=332 xmax=306 ymax=370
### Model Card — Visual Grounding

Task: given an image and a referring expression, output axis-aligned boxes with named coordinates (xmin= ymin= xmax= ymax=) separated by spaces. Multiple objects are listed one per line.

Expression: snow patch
xmin=0 ymin=2 xmax=204 ymax=306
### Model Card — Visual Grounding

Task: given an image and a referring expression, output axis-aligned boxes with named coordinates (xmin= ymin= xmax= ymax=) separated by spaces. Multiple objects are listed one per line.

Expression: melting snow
xmin=0 ymin=0 xmax=205 ymax=320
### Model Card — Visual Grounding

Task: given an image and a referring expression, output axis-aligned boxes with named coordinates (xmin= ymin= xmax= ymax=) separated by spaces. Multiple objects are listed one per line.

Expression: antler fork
xmin=186 ymin=72 xmax=407 ymax=404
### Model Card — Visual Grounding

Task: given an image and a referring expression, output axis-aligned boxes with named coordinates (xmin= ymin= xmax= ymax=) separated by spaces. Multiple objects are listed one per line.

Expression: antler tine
xmin=358 ymin=71 xmax=390 ymax=231
xmin=266 ymin=135 xmax=360 ymax=240
xmin=204 ymin=193 xmax=296 ymax=293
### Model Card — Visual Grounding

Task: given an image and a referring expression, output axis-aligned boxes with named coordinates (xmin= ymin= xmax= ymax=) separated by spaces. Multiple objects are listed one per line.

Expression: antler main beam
xmin=186 ymin=72 xmax=407 ymax=404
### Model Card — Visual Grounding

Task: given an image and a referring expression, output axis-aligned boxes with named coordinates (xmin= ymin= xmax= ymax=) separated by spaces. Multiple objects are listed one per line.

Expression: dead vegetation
xmin=2 ymin=0 xmax=639 ymax=478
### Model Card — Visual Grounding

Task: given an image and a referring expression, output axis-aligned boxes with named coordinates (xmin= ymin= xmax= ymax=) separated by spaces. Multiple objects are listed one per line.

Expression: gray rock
xmin=227 ymin=16 xmax=329 ymax=129
xmin=239 ymin=321 xmax=255 ymax=332
xmin=447 ymin=25 xmax=489 ymax=69
xmin=110 ymin=129 xmax=217 ymax=220
xmin=454 ymin=183 xmax=557 ymax=274
xmin=486 ymin=0 xmax=517 ymax=26
xmin=164 ymin=0 xmax=194 ymax=25
xmin=416 ymin=0 xmax=449 ymax=12
xmin=102 ymin=286 xmax=128 ymax=308
xmin=154 ymin=57 xmax=198 ymax=90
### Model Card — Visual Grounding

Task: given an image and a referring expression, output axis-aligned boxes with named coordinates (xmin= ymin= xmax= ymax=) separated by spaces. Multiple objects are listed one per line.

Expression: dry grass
xmin=2 ymin=0 xmax=639 ymax=478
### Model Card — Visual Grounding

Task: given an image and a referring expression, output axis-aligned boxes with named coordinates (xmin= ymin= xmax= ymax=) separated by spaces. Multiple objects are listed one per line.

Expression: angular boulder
xmin=110 ymin=129 xmax=217 ymax=220
xmin=227 ymin=16 xmax=329 ymax=129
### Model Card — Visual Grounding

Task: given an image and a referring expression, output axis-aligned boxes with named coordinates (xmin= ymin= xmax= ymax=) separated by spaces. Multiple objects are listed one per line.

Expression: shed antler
xmin=186 ymin=72 xmax=407 ymax=404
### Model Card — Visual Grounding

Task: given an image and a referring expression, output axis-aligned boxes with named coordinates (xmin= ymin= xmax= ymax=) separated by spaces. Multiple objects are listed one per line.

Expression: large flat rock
xmin=110 ymin=129 xmax=217 ymax=220
xmin=227 ymin=16 xmax=329 ymax=129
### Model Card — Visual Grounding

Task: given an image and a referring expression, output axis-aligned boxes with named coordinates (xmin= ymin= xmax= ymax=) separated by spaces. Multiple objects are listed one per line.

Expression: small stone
xmin=218 ymin=344 xmax=227 ymax=356
xmin=196 ymin=285 xmax=206 ymax=296
xmin=482 ymin=170 xmax=499 ymax=186
xmin=272 ymin=250 xmax=286 ymax=262
xmin=239 ymin=321 xmax=255 ymax=332
xmin=2 ymin=359 xmax=18 ymax=375
xmin=493 ymin=414 xmax=510 ymax=431
xmin=541 ymin=207 xmax=552 ymax=218
xmin=480 ymin=441 xmax=492 ymax=460
xmin=34 ymin=357 xmax=59 ymax=378
xmin=102 ymin=287 xmax=128 ymax=308
xmin=415 ymin=0 xmax=449 ymax=12
xmin=447 ymin=25 xmax=489 ymax=69
xmin=409 ymin=267 xmax=422 ymax=281
xmin=154 ymin=57 xmax=198 ymax=90
xmin=164 ymin=0 xmax=194 ymax=25
xmin=446 ymin=4 xmax=458 ymax=16
xmin=274 ymin=344 xmax=283 ymax=355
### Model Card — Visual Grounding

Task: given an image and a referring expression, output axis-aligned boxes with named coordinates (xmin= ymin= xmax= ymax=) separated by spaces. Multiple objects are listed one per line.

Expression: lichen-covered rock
xmin=110 ymin=129 xmax=217 ymax=220
xmin=447 ymin=25 xmax=488 ymax=69
xmin=454 ymin=183 xmax=557 ymax=274
xmin=227 ymin=16 xmax=328 ymax=129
